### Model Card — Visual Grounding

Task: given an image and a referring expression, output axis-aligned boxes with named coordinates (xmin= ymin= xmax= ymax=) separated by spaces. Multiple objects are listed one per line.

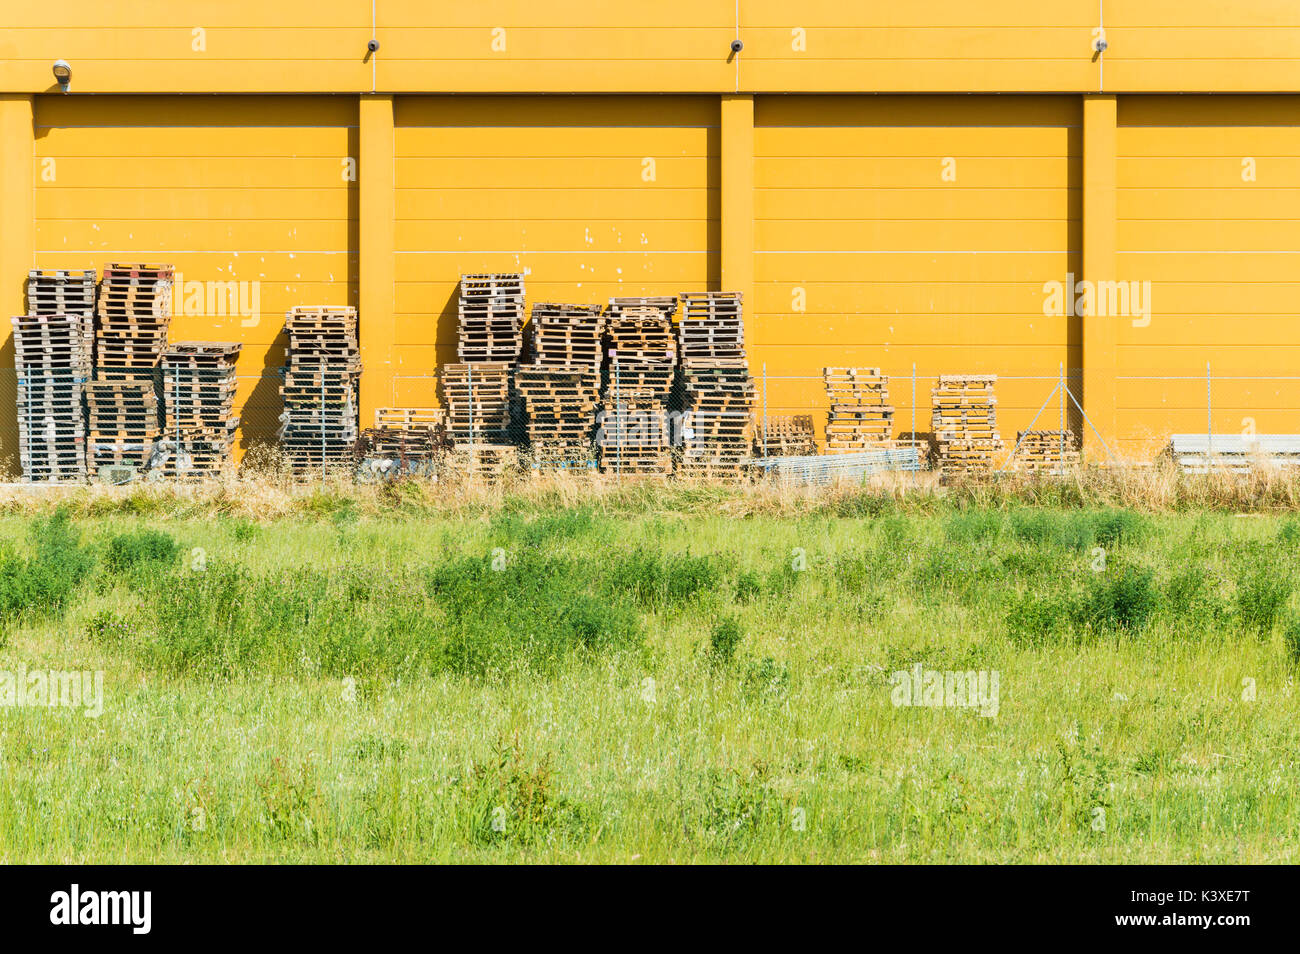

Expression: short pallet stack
xmin=824 ymin=367 xmax=894 ymax=452
xmin=279 ymin=307 xmax=360 ymax=475
xmin=457 ymin=273 xmax=524 ymax=364
xmin=26 ymin=268 xmax=97 ymax=318
xmin=932 ymin=374 xmax=1003 ymax=479
xmin=359 ymin=408 xmax=446 ymax=477
xmin=756 ymin=415 xmax=817 ymax=457
xmin=600 ymin=297 xmax=677 ymax=475
xmin=1012 ymin=429 xmax=1080 ymax=475
xmin=441 ymin=362 xmax=513 ymax=444
xmin=12 ymin=312 xmax=93 ymax=482
xmin=159 ymin=342 xmax=241 ymax=478
xmin=96 ymin=264 xmax=173 ymax=382
xmin=677 ymin=292 xmax=755 ymax=479
xmin=85 ymin=379 xmax=160 ymax=472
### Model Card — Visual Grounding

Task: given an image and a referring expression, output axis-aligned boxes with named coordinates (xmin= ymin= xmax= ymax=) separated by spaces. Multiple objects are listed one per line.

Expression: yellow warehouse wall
xmin=30 ymin=95 xmax=357 ymax=456
xmin=392 ymin=95 xmax=718 ymax=409
xmin=752 ymin=96 xmax=1082 ymax=448
xmin=1116 ymin=95 xmax=1300 ymax=458
xmin=7 ymin=3 xmax=1300 ymax=95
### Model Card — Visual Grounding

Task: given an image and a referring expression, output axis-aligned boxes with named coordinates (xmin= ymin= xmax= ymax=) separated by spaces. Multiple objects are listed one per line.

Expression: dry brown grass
xmin=2 ymin=454 xmax=1300 ymax=520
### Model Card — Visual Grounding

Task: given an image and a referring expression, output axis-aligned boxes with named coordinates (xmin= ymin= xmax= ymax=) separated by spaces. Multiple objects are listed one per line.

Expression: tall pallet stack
xmin=85 ymin=380 xmax=160 ymax=472
xmin=279 ymin=306 xmax=360 ymax=474
xmin=1012 ymin=429 xmax=1080 ymax=475
xmin=15 ymin=269 xmax=97 ymax=482
xmin=516 ymin=303 xmax=604 ymax=469
xmin=85 ymin=264 xmax=173 ymax=478
xmin=824 ymin=367 xmax=894 ymax=452
xmin=158 ymin=342 xmax=241 ymax=478
xmin=931 ymin=374 xmax=1003 ymax=479
xmin=12 ymin=310 xmax=93 ymax=482
xmin=677 ymin=292 xmax=755 ymax=479
xmin=442 ymin=273 xmax=524 ymax=478
xmin=600 ymin=297 xmax=677 ymax=475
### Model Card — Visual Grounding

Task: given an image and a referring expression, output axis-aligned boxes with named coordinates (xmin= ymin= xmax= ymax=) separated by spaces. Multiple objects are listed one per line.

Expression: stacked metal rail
xmin=677 ymin=292 xmax=755 ymax=478
xmin=932 ymin=374 xmax=1003 ymax=479
xmin=158 ymin=342 xmax=241 ymax=478
xmin=754 ymin=445 xmax=924 ymax=486
xmin=11 ymin=312 xmax=93 ymax=482
xmin=824 ymin=367 xmax=894 ymax=452
xmin=600 ymin=297 xmax=677 ymax=475
xmin=279 ymin=306 xmax=360 ymax=474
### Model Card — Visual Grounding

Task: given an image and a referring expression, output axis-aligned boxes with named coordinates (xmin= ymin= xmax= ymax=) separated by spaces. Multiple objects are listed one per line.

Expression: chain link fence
xmin=4 ymin=363 xmax=1300 ymax=483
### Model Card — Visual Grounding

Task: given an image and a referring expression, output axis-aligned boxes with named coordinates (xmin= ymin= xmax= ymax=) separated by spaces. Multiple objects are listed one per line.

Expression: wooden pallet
xmin=280 ymin=307 xmax=360 ymax=473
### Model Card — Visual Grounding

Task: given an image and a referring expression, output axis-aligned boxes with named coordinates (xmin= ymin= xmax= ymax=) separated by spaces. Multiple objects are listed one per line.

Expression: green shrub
xmin=709 ymin=616 xmax=744 ymax=666
xmin=1005 ymin=591 xmax=1073 ymax=647
xmin=104 ymin=529 xmax=179 ymax=575
xmin=1236 ymin=570 xmax=1291 ymax=636
xmin=606 ymin=549 xmax=724 ymax=607
xmin=1283 ymin=618 xmax=1300 ymax=667
xmin=1079 ymin=566 xmax=1158 ymax=633
xmin=0 ymin=511 xmax=96 ymax=634
xmin=1091 ymin=509 xmax=1145 ymax=548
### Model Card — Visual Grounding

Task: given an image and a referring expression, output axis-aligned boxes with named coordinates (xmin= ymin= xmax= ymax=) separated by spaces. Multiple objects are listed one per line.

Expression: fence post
xmin=1059 ymin=361 xmax=1065 ymax=465
xmin=320 ymin=371 xmax=326 ymax=482
xmin=1206 ymin=360 xmax=1212 ymax=465
xmin=761 ymin=361 xmax=769 ymax=458
xmin=468 ymin=364 xmax=475 ymax=448
xmin=614 ymin=355 xmax=621 ymax=477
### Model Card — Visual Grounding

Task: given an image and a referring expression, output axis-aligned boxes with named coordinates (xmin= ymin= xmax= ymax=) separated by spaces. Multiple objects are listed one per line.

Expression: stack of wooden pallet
xmin=26 ymin=268 xmax=97 ymax=319
xmin=458 ymin=273 xmax=524 ymax=363
xmin=824 ymin=367 xmax=894 ymax=452
xmin=515 ymin=366 xmax=601 ymax=470
xmin=11 ymin=312 xmax=93 ymax=482
xmin=755 ymin=415 xmax=817 ymax=457
xmin=358 ymin=408 xmax=446 ymax=476
xmin=158 ymin=342 xmax=241 ymax=478
xmin=443 ymin=444 xmax=520 ymax=481
xmin=279 ymin=306 xmax=360 ymax=474
xmin=529 ymin=303 xmax=604 ymax=369
xmin=1012 ymin=429 xmax=1080 ymax=474
xmin=599 ymin=298 xmax=678 ymax=475
xmin=678 ymin=292 xmax=754 ymax=478
xmin=514 ymin=303 xmax=605 ymax=469
xmin=85 ymin=379 xmax=160 ymax=472
xmin=96 ymin=263 xmax=173 ymax=381
xmin=441 ymin=361 xmax=513 ymax=445
xmin=932 ymin=374 xmax=1003 ymax=479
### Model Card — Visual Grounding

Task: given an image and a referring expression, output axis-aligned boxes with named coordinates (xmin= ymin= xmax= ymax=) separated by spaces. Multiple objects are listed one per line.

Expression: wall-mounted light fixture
xmin=52 ymin=59 xmax=71 ymax=92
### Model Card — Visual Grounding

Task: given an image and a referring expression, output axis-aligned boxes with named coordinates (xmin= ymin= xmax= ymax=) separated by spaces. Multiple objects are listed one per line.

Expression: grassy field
xmin=1 ymin=475 xmax=1298 ymax=862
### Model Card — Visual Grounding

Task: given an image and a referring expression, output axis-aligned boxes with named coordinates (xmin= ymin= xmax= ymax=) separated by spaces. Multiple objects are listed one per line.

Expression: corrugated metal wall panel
xmin=753 ymin=95 xmax=1081 ymax=447
xmin=392 ymin=95 xmax=718 ymax=408
xmin=1115 ymin=95 xmax=1300 ymax=458
xmin=32 ymin=95 xmax=357 ymax=454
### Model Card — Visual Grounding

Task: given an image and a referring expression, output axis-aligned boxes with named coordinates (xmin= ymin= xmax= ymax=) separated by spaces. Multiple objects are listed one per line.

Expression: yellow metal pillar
xmin=720 ymin=95 xmax=754 ymax=306
xmin=0 ymin=96 xmax=35 ymax=471
xmin=358 ymin=94 xmax=396 ymax=428
xmin=1082 ymin=94 xmax=1118 ymax=458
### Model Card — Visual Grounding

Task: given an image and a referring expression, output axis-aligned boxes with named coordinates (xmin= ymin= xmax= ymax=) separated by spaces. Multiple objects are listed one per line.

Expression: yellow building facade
xmin=4 ymin=2 xmax=1300 ymax=462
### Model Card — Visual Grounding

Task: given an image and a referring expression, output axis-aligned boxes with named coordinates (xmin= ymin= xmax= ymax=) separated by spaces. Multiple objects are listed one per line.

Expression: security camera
xmin=367 ymin=39 xmax=380 ymax=53
xmin=1093 ymin=37 xmax=1108 ymax=53
xmin=730 ymin=39 xmax=743 ymax=54
xmin=52 ymin=59 xmax=71 ymax=92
